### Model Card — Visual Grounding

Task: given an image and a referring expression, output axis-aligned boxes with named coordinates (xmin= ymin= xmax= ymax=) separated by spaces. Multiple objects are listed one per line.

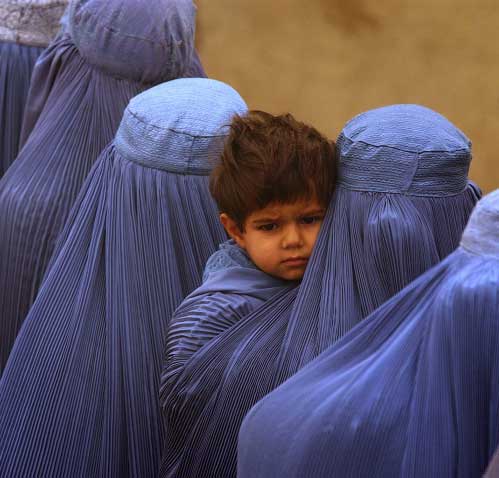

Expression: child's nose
xmin=281 ymin=224 xmax=304 ymax=249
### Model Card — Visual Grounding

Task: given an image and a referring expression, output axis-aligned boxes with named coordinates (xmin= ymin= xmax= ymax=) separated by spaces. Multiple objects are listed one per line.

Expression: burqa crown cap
xmin=115 ymin=78 xmax=248 ymax=174
xmin=460 ymin=189 xmax=499 ymax=258
xmin=337 ymin=104 xmax=472 ymax=196
xmin=0 ymin=1 xmax=67 ymax=46
xmin=68 ymin=0 xmax=195 ymax=83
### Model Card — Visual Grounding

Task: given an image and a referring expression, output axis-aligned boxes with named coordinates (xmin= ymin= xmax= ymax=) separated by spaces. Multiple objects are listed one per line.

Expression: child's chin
xmin=279 ymin=270 xmax=305 ymax=281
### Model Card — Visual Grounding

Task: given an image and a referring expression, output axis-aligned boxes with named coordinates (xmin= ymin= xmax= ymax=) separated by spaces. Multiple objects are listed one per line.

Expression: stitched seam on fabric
xmin=186 ymin=134 xmax=195 ymax=174
xmin=335 ymin=183 xmax=471 ymax=198
xmin=341 ymin=136 xmax=470 ymax=155
xmin=73 ymin=6 xmax=193 ymax=47
xmin=403 ymin=151 xmax=420 ymax=192
xmin=126 ymin=108 xmax=227 ymax=139
xmin=116 ymin=154 xmax=210 ymax=176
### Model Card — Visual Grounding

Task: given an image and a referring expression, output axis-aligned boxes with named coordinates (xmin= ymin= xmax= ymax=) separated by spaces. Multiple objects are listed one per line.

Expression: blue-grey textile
xmin=486 ymin=449 xmax=499 ymax=477
xmin=0 ymin=0 xmax=203 ymax=372
xmin=159 ymin=105 xmax=480 ymax=477
xmin=0 ymin=1 xmax=67 ymax=176
xmin=0 ymin=41 xmax=42 ymax=176
xmin=160 ymin=240 xmax=293 ymax=455
xmin=67 ymin=0 xmax=195 ymax=84
xmin=203 ymin=239 xmax=257 ymax=280
xmin=0 ymin=78 xmax=247 ymax=478
xmin=238 ymin=189 xmax=499 ymax=477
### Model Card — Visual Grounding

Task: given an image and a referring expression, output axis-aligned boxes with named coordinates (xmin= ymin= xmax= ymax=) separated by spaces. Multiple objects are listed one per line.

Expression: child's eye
xmin=300 ymin=215 xmax=323 ymax=225
xmin=258 ymin=223 xmax=278 ymax=231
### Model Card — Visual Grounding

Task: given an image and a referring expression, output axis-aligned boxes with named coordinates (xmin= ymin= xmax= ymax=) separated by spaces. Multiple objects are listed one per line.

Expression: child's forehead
xmin=251 ymin=198 xmax=325 ymax=218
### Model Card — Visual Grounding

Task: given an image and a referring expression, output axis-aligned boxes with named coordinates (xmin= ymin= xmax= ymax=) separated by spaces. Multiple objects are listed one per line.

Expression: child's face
xmin=221 ymin=197 xmax=326 ymax=281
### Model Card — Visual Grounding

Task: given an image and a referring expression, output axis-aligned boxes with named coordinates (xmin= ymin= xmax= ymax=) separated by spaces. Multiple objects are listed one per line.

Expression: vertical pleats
xmin=0 ymin=37 xmax=144 ymax=372
xmin=159 ymin=184 xmax=479 ymax=477
xmin=237 ymin=250 xmax=499 ymax=477
xmin=275 ymin=184 xmax=480 ymax=374
xmin=0 ymin=41 xmax=43 ymax=176
xmin=0 ymin=147 xmax=226 ymax=478
xmin=0 ymin=154 xmax=111 ymax=478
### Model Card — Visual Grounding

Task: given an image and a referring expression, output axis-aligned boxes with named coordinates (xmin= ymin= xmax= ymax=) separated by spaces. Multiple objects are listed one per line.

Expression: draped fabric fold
xmin=159 ymin=104 xmax=480 ymax=477
xmin=0 ymin=1 xmax=67 ymax=176
xmin=0 ymin=41 xmax=43 ymax=176
xmin=159 ymin=240 xmax=293 ymax=440
xmin=0 ymin=78 xmax=247 ymax=478
xmin=0 ymin=0 xmax=203 ymax=372
xmin=238 ymin=190 xmax=499 ymax=477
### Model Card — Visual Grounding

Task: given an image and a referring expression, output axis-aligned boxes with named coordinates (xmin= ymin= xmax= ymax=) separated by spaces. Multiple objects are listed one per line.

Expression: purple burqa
xmin=0 ymin=78 xmax=247 ymax=478
xmin=159 ymin=105 xmax=480 ymax=477
xmin=161 ymin=238 xmax=294 ymax=426
xmin=0 ymin=0 xmax=204 ymax=372
xmin=0 ymin=1 xmax=67 ymax=176
xmin=238 ymin=189 xmax=499 ymax=477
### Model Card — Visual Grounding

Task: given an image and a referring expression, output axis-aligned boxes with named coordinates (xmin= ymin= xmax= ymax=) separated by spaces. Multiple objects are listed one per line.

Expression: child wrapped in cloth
xmin=160 ymin=104 xmax=480 ymax=477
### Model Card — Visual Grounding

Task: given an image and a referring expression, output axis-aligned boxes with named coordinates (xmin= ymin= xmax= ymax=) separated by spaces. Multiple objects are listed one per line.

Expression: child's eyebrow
xmin=299 ymin=208 xmax=326 ymax=217
xmin=252 ymin=217 xmax=280 ymax=224
xmin=252 ymin=209 xmax=326 ymax=224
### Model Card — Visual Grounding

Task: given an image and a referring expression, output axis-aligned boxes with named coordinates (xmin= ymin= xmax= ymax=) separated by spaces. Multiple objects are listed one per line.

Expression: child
xmin=210 ymin=110 xmax=336 ymax=282
xmin=160 ymin=105 xmax=479 ymax=478
xmin=159 ymin=110 xmax=336 ymax=475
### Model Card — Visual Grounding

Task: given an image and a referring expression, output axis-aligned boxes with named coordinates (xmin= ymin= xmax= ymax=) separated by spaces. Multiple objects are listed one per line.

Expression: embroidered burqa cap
xmin=0 ymin=1 xmax=67 ymax=177
xmin=276 ymin=104 xmax=479 ymax=372
xmin=0 ymin=0 xmax=203 ymax=372
xmin=68 ymin=0 xmax=195 ymax=83
xmin=159 ymin=105 xmax=480 ymax=477
xmin=238 ymin=189 xmax=499 ymax=477
xmin=0 ymin=78 xmax=247 ymax=478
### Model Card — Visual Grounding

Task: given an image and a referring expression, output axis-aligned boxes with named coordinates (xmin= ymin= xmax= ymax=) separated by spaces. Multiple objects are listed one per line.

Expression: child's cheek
xmin=262 ymin=241 xmax=277 ymax=258
xmin=261 ymin=240 xmax=280 ymax=265
xmin=308 ymin=224 xmax=322 ymax=248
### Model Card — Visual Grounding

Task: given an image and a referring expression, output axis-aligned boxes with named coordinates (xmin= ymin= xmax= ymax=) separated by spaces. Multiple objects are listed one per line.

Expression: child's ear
xmin=220 ymin=213 xmax=246 ymax=249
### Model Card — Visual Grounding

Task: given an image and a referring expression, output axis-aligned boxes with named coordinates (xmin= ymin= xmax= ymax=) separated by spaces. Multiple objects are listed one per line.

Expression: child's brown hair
xmin=209 ymin=110 xmax=336 ymax=229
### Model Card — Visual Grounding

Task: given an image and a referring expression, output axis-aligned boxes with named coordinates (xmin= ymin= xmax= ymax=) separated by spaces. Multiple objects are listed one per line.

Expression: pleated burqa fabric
xmin=159 ymin=105 xmax=480 ymax=477
xmin=0 ymin=78 xmax=247 ymax=478
xmin=0 ymin=0 xmax=203 ymax=372
xmin=160 ymin=240 xmax=294 ymax=450
xmin=238 ymin=189 xmax=499 ymax=478
xmin=0 ymin=1 xmax=67 ymax=176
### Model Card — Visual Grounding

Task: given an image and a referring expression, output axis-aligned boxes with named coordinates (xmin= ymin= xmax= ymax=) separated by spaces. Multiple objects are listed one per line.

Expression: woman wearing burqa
xmin=0 ymin=0 xmax=204 ymax=372
xmin=0 ymin=78 xmax=246 ymax=478
xmin=238 ymin=188 xmax=499 ymax=477
xmin=159 ymin=105 xmax=480 ymax=477
xmin=0 ymin=0 xmax=66 ymax=176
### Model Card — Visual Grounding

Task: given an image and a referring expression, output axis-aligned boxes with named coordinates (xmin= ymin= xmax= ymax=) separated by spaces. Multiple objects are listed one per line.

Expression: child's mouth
xmin=282 ymin=257 xmax=308 ymax=266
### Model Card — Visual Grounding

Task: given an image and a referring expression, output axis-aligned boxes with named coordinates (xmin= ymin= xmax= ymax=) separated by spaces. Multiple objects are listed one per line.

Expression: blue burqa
xmin=0 ymin=78 xmax=247 ymax=478
xmin=0 ymin=0 xmax=204 ymax=372
xmin=161 ymin=240 xmax=293 ymax=398
xmin=159 ymin=105 xmax=480 ymax=477
xmin=0 ymin=1 xmax=67 ymax=176
xmin=238 ymin=189 xmax=499 ymax=478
